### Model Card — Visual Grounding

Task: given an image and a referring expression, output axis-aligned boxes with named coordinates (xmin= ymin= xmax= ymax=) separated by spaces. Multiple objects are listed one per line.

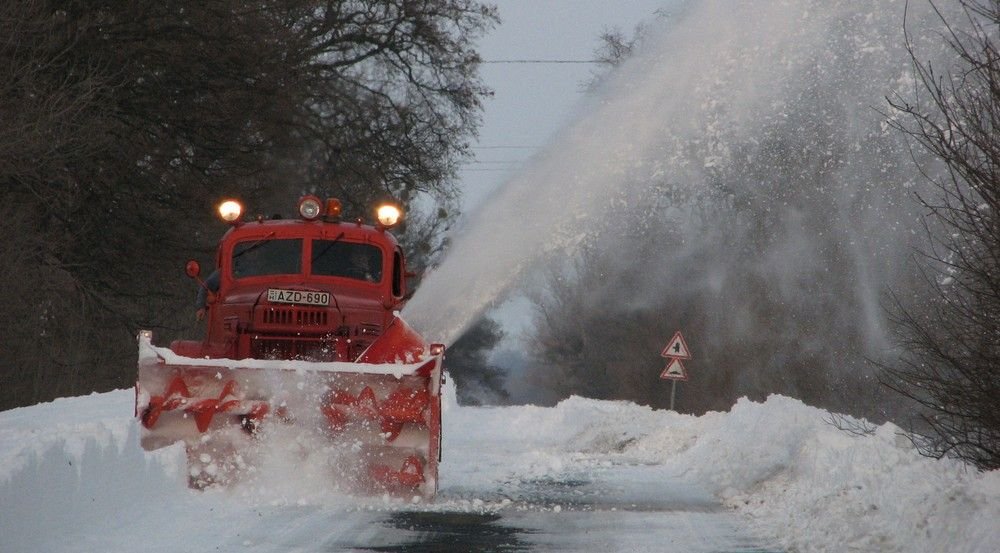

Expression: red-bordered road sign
xmin=661 ymin=331 xmax=692 ymax=360
xmin=660 ymin=358 xmax=689 ymax=381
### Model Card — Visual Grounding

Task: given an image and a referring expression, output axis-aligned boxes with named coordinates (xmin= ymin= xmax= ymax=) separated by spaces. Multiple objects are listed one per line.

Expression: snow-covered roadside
xmin=0 ymin=392 xmax=189 ymax=552
xmin=1 ymin=388 xmax=997 ymax=552
xmin=624 ymin=395 xmax=1000 ymax=553
xmin=443 ymin=391 xmax=1000 ymax=552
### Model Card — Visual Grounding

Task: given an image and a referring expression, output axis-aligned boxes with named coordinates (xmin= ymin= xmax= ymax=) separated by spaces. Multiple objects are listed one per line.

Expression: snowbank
xmin=624 ymin=395 xmax=1000 ymax=553
xmin=1 ymin=390 xmax=997 ymax=552
xmin=0 ymin=391 xmax=188 ymax=552
xmin=443 ymin=393 xmax=1000 ymax=552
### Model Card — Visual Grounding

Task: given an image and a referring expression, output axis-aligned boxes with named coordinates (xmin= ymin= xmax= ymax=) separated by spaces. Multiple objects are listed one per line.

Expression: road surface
xmin=216 ymin=464 xmax=780 ymax=552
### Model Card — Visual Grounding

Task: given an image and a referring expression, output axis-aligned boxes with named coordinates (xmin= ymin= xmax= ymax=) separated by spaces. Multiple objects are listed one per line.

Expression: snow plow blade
xmin=135 ymin=331 xmax=443 ymax=499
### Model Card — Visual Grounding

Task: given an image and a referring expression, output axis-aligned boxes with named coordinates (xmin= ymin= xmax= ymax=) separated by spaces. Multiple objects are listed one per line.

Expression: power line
xmin=472 ymin=146 xmax=539 ymax=150
xmin=482 ymin=59 xmax=605 ymax=64
xmin=466 ymin=160 xmax=523 ymax=164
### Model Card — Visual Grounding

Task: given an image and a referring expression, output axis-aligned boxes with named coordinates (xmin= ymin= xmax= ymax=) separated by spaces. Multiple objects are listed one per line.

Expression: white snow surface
xmin=1 ymin=386 xmax=998 ymax=552
xmin=140 ymin=337 xmax=430 ymax=376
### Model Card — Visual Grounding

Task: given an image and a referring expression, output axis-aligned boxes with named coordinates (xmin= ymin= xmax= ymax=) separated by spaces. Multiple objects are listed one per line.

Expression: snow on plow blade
xmin=135 ymin=332 xmax=442 ymax=499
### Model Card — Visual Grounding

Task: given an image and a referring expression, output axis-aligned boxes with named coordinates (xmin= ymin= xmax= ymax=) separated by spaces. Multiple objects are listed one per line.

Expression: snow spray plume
xmin=404 ymin=0 xmax=957 ymax=413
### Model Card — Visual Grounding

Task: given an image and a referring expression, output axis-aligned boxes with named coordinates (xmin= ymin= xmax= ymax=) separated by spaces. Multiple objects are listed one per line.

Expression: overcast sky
xmin=460 ymin=0 xmax=670 ymax=210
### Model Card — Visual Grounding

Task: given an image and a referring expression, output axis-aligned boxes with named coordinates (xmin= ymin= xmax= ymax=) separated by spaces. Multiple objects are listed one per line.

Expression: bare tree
xmin=882 ymin=0 xmax=1000 ymax=469
xmin=0 ymin=0 xmax=497 ymax=410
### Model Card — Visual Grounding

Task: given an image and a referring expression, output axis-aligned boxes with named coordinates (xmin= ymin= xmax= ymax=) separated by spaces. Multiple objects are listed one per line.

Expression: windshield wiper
xmin=312 ymin=232 xmax=346 ymax=261
xmin=233 ymin=232 xmax=277 ymax=259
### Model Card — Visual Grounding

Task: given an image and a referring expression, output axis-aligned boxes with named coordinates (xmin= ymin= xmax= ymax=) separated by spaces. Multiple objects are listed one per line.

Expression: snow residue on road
xmin=2 ymin=389 xmax=998 ymax=552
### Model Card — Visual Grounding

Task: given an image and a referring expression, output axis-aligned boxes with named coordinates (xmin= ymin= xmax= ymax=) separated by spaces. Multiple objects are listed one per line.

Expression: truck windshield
xmin=311 ymin=240 xmax=383 ymax=282
xmin=232 ymin=238 xmax=302 ymax=278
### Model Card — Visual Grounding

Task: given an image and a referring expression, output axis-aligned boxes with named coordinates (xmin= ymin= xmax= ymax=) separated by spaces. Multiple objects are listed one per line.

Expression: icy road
xmin=1 ymin=384 xmax=997 ymax=552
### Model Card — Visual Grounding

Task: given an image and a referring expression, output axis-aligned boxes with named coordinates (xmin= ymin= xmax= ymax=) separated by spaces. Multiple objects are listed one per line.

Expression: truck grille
xmin=251 ymin=336 xmax=337 ymax=361
xmin=249 ymin=334 xmax=369 ymax=362
xmin=257 ymin=306 xmax=329 ymax=327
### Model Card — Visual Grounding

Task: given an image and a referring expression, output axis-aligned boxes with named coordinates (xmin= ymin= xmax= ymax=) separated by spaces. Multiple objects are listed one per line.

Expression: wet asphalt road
xmin=304 ymin=466 xmax=783 ymax=553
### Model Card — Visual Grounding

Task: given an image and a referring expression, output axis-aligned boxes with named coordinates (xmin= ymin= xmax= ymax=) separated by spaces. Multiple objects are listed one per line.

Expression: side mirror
xmin=185 ymin=260 xmax=201 ymax=279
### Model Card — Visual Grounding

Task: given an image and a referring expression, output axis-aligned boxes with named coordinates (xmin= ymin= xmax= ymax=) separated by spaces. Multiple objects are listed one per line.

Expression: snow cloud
xmin=404 ymin=0 xmax=958 ymax=413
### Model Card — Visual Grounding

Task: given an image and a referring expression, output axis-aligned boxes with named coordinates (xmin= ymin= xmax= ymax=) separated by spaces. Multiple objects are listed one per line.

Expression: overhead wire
xmin=482 ymin=59 xmax=606 ymax=64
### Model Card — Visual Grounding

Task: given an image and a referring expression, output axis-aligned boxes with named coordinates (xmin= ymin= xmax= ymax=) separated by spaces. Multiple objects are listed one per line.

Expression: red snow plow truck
xmin=135 ymin=196 xmax=443 ymax=499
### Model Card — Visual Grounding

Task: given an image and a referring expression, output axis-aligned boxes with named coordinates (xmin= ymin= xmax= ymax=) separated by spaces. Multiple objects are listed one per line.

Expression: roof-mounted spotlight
xmin=298 ymin=195 xmax=323 ymax=220
xmin=218 ymin=200 xmax=243 ymax=225
xmin=375 ymin=203 xmax=403 ymax=229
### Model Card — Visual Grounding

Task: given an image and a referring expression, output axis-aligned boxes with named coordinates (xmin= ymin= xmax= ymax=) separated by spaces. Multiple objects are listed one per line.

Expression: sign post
xmin=659 ymin=331 xmax=691 ymax=411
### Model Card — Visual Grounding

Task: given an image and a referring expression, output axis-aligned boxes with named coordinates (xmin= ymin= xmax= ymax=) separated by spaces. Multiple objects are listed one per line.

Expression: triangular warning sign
xmin=661 ymin=331 xmax=692 ymax=359
xmin=660 ymin=358 xmax=688 ymax=381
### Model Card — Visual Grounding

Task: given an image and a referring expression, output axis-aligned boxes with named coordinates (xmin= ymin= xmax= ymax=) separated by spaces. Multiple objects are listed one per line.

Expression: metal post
xmin=669 ymin=380 xmax=677 ymax=411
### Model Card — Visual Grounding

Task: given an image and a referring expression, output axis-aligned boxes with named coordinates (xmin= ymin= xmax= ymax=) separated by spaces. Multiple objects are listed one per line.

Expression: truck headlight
xmin=376 ymin=204 xmax=403 ymax=228
xmin=218 ymin=200 xmax=243 ymax=224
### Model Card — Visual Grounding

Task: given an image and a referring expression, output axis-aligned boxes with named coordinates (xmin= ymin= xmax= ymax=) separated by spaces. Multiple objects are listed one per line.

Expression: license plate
xmin=266 ymin=289 xmax=330 ymax=306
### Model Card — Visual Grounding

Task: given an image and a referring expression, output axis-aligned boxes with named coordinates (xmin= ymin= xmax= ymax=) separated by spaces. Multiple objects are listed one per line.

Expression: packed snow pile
xmin=1 ymin=388 xmax=998 ymax=553
xmin=623 ymin=396 xmax=1000 ymax=553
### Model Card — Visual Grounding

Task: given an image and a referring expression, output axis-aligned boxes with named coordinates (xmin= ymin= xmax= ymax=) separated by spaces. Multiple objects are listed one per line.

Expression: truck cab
xmin=172 ymin=196 xmax=410 ymax=362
